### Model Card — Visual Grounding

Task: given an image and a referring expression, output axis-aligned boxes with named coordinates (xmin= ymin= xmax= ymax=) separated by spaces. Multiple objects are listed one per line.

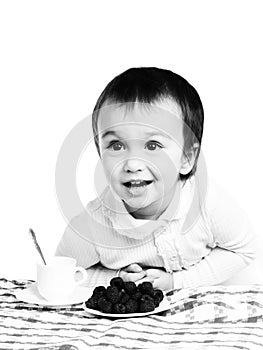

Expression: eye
xmin=107 ymin=141 xmax=125 ymax=151
xmin=145 ymin=141 xmax=163 ymax=151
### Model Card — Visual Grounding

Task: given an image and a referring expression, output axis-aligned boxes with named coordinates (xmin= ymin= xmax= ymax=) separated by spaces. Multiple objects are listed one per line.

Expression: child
xmin=56 ymin=67 xmax=255 ymax=291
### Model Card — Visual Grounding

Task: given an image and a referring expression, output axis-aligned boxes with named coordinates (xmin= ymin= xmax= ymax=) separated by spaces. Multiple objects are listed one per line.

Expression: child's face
xmin=97 ymin=100 xmax=189 ymax=219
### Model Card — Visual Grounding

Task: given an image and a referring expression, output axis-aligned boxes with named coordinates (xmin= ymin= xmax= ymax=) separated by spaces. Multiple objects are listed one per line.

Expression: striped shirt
xmin=56 ymin=176 xmax=256 ymax=288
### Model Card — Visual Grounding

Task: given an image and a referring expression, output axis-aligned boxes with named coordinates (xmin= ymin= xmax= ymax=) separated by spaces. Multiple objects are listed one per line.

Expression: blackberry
xmin=106 ymin=286 xmax=120 ymax=304
xmin=97 ymin=297 xmax=107 ymax=310
xmin=85 ymin=297 xmax=98 ymax=310
xmin=138 ymin=282 xmax=154 ymax=297
xmin=125 ymin=299 xmax=139 ymax=313
xmin=97 ymin=297 xmax=113 ymax=313
xmin=131 ymin=288 xmax=142 ymax=301
xmin=139 ymin=300 xmax=155 ymax=313
xmin=153 ymin=297 xmax=160 ymax=307
xmin=153 ymin=289 xmax=164 ymax=303
xmin=124 ymin=281 xmax=137 ymax=295
xmin=141 ymin=294 xmax=154 ymax=304
xmin=119 ymin=290 xmax=130 ymax=304
xmin=110 ymin=277 xmax=124 ymax=290
xmin=92 ymin=286 xmax=106 ymax=298
xmin=113 ymin=303 xmax=126 ymax=314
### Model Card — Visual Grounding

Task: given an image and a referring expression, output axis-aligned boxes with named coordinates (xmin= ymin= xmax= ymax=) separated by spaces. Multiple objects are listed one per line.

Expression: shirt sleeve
xmin=55 ymin=212 xmax=100 ymax=269
xmin=173 ymin=178 xmax=256 ymax=288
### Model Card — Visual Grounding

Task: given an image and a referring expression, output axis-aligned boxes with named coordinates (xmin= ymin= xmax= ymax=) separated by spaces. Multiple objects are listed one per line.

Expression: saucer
xmin=15 ymin=283 xmax=93 ymax=307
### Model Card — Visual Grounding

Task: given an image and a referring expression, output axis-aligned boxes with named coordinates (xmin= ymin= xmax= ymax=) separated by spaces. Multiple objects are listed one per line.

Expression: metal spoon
xmin=29 ymin=228 xmax=47 ymax=265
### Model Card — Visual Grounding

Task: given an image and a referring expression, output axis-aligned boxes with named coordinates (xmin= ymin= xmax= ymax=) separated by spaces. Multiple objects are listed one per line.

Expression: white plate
xmin=83 ymin=295 xmax=171 ymax=318
xmin=15 ymin=283 xmax=93 ymax=307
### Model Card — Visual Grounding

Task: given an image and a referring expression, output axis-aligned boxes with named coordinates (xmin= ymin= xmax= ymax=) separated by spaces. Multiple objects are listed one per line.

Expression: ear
xmin=179 ymin=143 xmax=200 ymax=175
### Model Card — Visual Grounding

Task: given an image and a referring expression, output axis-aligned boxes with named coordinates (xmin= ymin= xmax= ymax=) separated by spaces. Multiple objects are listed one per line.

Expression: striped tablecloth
xmin=1 ymin=275 xmax=263 ymax=349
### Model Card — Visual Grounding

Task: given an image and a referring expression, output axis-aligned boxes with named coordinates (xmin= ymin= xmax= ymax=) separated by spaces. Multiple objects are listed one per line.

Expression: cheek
xmin=101 ymin=155 xmax=121 ymax=181
xmin=149 ymin=150 xmax=182 ymax=179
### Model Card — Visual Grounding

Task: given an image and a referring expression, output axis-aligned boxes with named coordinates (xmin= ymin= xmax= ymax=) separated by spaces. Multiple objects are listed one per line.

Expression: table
xmin=1 ymin=277 xmax=263 ymax=349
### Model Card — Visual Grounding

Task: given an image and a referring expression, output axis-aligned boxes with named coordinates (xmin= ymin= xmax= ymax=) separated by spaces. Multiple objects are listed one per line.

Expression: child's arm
xmin=171 ymin=180 xmax=256 ymax=288
xmin=56 ymin=213 xmax=100 ymax=269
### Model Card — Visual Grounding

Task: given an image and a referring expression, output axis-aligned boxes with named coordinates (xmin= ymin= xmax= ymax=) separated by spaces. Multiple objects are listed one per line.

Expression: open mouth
xmin=123 ymin=180 xmax=153 ymax=188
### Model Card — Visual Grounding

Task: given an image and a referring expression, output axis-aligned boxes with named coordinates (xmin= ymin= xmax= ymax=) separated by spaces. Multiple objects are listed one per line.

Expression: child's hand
xmin=139 ymin=268 xmax=174 ymax=291
xmin=119 ymin=263 xmax=146 ymax=282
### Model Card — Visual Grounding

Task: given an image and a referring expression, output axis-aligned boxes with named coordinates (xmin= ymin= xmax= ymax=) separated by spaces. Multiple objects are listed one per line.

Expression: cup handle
xmin=74 ymin=266 xmax=88 ymax=285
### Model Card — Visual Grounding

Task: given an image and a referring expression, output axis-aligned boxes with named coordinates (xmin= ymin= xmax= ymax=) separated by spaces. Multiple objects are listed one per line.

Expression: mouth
xmin=122 ymin=180 xmax=153 ymax=188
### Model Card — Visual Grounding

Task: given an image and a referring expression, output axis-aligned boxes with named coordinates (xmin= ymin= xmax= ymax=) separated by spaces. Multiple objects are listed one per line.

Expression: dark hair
xmin=92 ymin=67 xmax=204 ymax=180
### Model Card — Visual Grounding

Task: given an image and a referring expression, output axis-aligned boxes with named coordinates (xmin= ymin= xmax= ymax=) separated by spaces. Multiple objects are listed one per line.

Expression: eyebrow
xmin=101 ymin=130 xmax=118 ymax=139
xmin=101 ymin=130 xmax=168 ymax=139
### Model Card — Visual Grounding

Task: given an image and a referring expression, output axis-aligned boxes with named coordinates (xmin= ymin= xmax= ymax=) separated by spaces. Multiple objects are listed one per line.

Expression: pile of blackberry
xmin=85 ymin=277 xmax=164 ymax=314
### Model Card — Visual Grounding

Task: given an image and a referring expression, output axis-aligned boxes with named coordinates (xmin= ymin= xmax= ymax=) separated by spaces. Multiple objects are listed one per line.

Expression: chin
xmin=125 ymin=197 xmax=156 ymax=211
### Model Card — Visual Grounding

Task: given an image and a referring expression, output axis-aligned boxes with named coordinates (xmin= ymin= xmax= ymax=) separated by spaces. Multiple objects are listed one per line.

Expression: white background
xmin=0 ymin=1 xmax=262 ymax=280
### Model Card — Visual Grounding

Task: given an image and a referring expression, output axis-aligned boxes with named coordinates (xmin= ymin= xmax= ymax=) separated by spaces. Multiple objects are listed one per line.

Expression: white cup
xmin=37 ymin=256 xmax=87 ymax=301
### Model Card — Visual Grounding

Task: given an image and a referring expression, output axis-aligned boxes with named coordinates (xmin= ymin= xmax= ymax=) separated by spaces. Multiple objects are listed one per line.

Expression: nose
xmin=123 ymin=158 xmax=145 ymax=173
